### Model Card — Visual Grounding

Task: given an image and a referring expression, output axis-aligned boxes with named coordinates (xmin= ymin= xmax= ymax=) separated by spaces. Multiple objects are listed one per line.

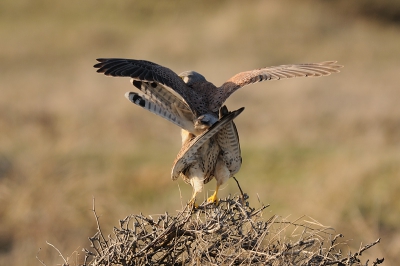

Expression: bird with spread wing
xmin=94 ymin=58 xmax=342 ymax=204
xmin=122 ymin=80 xmax=244 ymax=205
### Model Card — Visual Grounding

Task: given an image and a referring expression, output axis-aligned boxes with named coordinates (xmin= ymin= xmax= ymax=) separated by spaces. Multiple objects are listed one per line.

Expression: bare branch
xmin=44 ymin=195 xmax=383 ymax=265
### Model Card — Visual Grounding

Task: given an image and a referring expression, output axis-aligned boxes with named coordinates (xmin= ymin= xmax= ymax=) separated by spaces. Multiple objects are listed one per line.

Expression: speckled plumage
xmin=95 ymin=59 xmax=342 ymax=115
xmin=122 ymin=78 xmax=243 ymax=202
xmin=171 ymin=107 xmax=244 ymax=200
xmin=94 ymin=58 xmax=342 ymax=203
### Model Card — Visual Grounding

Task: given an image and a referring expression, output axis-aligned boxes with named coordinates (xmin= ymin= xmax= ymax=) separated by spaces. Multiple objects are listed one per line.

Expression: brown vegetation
xmin=38 ymin=195 xmax=383 ymax=266
xmin=1 ymin=0 xmax=399 ymax=265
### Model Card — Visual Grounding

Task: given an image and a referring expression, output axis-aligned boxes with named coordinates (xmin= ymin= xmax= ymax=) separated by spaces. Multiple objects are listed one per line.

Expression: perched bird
xmin=171 ymin=106 xmax=244 ymax=205
xmin=124 ymin=82 xmax=243 ymax=205
xmin=94 ymin=58 xmax=342 ymax=203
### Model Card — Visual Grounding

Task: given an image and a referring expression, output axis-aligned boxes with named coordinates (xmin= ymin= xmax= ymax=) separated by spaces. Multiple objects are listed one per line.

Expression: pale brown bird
xmin=94 ymin=59 xmax=342 ymax=203
xmin=123 ymin=81 xmax=243 ymax=204
xmin=171 ymin=106 xmax=244 ymax=205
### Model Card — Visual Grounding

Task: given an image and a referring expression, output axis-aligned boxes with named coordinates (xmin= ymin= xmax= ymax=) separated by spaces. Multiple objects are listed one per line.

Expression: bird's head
xmin=179 ymin=71 xmax=207 ymax=87
xmin=194 ymin=113 xmax=218 ymax=131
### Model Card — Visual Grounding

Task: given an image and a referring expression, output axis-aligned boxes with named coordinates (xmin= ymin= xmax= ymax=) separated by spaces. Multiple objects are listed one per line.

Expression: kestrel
xmin=94 ymin=58 xmax=342 ymax=203
xmin=125 ymin=81 xmax=243 ymax=205
xmin=171 ymin=106 xmax=244 ymax=205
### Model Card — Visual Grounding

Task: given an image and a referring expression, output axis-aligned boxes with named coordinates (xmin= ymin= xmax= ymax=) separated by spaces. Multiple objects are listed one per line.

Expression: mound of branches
xmin=48 ymin=194 xmax=380 ymax=266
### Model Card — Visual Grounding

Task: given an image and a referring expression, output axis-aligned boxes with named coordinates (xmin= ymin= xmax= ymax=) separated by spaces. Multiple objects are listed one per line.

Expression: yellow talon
xmin=207 ymin=185 xmax=220 ymax=204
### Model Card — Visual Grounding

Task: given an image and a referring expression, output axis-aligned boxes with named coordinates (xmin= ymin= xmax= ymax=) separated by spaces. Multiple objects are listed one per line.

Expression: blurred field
xmin=0 ymin=0 xmax=399 ymax=265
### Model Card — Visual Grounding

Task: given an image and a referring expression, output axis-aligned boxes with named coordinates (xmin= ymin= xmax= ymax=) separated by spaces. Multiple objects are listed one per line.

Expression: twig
xmin=92 ymin=197 xmax=108 ymax=248
xmin=46 ymin=241 xmax=68 ymax=265
xmin=232 ymin=176 xmax=245 ymax=203
xmin=41 ymin=194 xmax=383 ymax=265
xmin=36 ymin=248 xmax=47 ymax=266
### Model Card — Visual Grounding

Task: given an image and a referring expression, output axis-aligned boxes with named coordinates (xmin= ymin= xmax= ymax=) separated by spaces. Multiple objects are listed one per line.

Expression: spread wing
xmin=171 ymin=107 xmax=245 ymax=180
xmin=212 ymin=61 xmax=343 ymax=110
xmin=130 ymin=79 xmax=191 ymax=116
xmin=94 ymin=58 xmax=202 ymax=115
xmin=125 ymin=79 xmax=196 ymax=132
xmin=125 ymin=91 xmax=195 ymax=132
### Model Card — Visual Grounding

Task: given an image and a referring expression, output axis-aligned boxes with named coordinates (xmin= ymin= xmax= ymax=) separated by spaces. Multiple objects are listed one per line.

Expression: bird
xmin=124 ymin=82 xmax=243 ymax=205
xmin=94 ymin=59 xmax=342 ymax=116
xmin=170 ymin=106 xmax=244 ymax=205
xmin=94 ymin=58 xmax=342 ymax=203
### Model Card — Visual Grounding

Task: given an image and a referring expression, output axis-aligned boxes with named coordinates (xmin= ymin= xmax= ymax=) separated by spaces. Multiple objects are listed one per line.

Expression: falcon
xmin=94 ymin=58 xmax=342 ymax=203
xmin=171 ymin=105 xmax=244 ymax=205
xmin=125 ymin=81 xmax=243 ymax=205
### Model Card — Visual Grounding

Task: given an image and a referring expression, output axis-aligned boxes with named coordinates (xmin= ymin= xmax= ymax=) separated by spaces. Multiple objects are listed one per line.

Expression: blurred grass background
xmin=1 ymin=0 xmax=399 ymax=264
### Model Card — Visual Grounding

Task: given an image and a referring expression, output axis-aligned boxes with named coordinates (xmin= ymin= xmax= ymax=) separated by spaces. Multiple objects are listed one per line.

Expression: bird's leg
xmin=188 ymin=191 xmax=198 ymax=208
xmin=207 ymin=185 xmax=220 ymax=204
xmin=188 ymin=167 xmax=204 ymax=208
xmin=208 ymin=159 xmax=230 ymax=204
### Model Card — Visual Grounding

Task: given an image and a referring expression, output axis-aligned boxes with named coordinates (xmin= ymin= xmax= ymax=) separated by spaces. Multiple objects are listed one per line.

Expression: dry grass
xmin=38 ymin=195 xmax=383 ymax=266
xmin=1 ymin=0 xmax=399 ymax=265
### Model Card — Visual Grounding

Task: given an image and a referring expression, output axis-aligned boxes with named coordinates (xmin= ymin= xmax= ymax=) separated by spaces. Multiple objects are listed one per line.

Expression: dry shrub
xmin=39 ymin=194 xmax=383 ymax=266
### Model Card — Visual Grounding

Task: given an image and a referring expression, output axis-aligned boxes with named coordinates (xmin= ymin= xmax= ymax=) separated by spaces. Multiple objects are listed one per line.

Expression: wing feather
xmin=215 ymin=120 xmax=242 ymax=175
xmin=125 ymin=91 xmax=195 ymax=132
xmin=171 ymin=107 xmax=244 ymax=180
xmin=214 ymin=61 xmax=343 ymax=110
xmin=215 ymin=107 xmax=242 ymax=175
xmin=130 ymin=79 xmax=191 ymax=116
xmin=94 ymin=58 xmax=200 ymax=114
